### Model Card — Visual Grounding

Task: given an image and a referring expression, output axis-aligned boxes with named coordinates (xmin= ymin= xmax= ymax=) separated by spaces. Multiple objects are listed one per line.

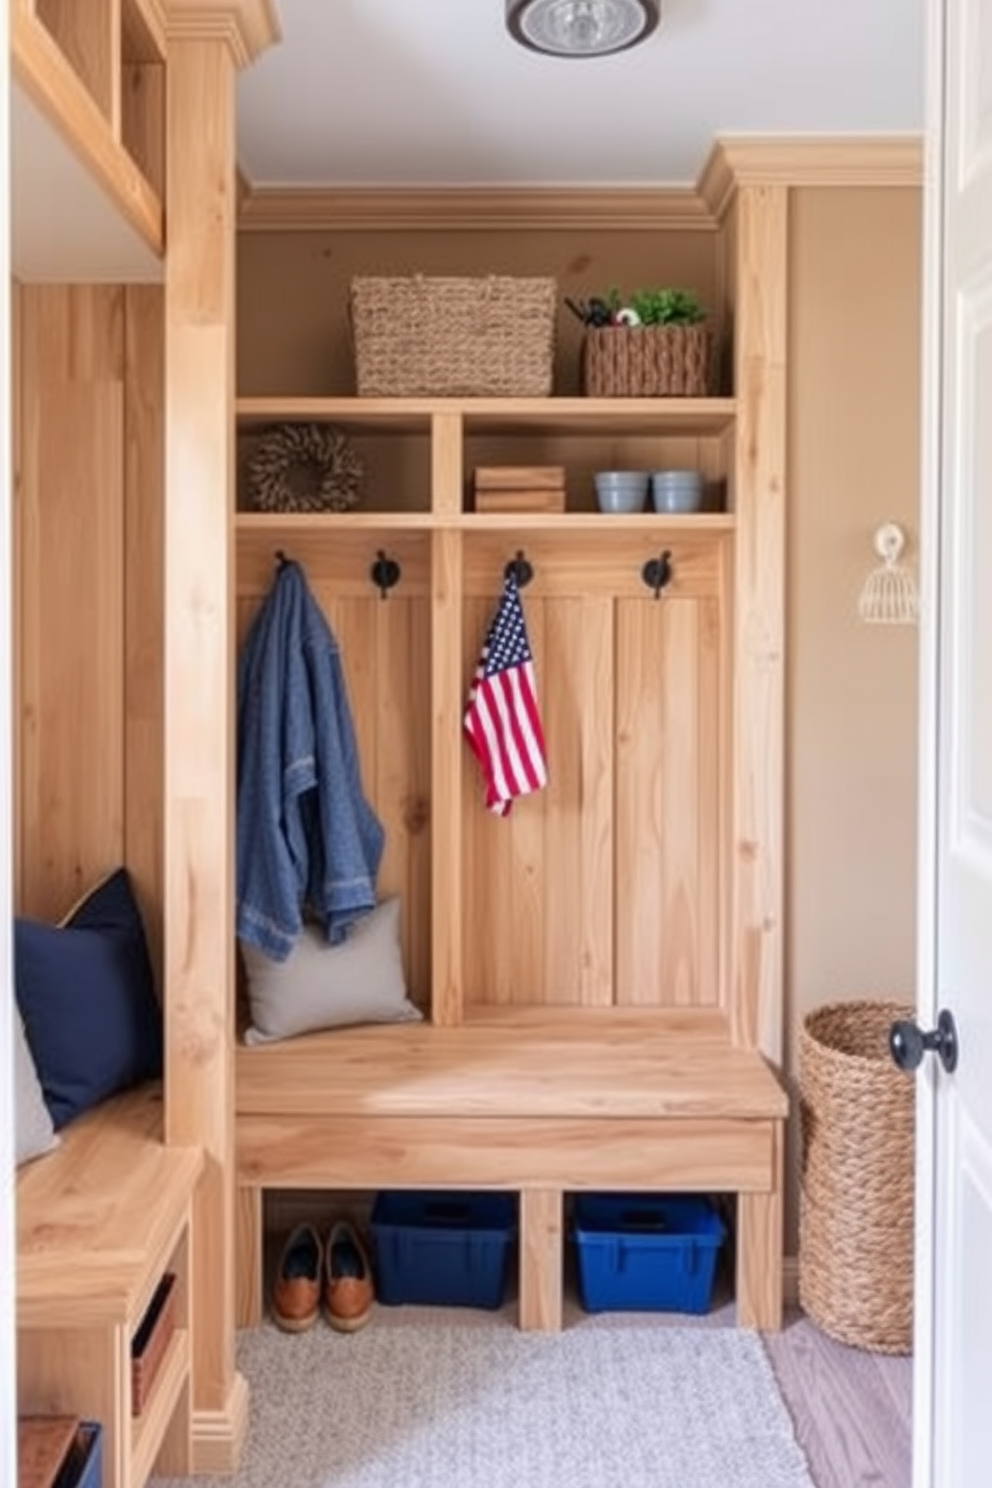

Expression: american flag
xmin=464 ymin=572 xmax=548 ymax=816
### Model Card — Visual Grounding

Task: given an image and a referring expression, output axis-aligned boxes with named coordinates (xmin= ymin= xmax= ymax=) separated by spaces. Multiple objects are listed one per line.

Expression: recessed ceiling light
xmin=506 ymin=0 xmax=660 ymax=58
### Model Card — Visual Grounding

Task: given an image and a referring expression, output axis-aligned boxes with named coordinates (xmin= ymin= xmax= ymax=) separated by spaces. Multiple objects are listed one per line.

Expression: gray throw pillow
xmin=14 ymin=1008 xmax=59 ymax=1166
xmin=240 ymin=897 xmax=422 ymax=1045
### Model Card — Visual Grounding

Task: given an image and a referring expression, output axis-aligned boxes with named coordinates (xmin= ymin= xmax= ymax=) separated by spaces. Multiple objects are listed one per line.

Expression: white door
xmin=914 ymin=0 xmax=992 ymax=1484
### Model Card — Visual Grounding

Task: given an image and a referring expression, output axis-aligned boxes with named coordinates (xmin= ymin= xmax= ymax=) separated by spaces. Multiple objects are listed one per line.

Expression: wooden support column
xmin=431 ymin=520 xmax=464 ymax=1026
xmin=519 ymin=1188 xmax=563 ymax=1332
xmin=163 ymin=2 xmax=277 ymax=1474
xmin=737 ymin=1121 xmax=784 ymax=1330
xmin=235 ymin=1185 xmax=263 ymax=1329
xmin=728 ymin=181 xmax=788 ymax=1059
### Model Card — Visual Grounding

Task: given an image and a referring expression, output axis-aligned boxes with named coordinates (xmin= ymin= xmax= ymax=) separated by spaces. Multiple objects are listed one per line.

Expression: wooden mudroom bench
xmin=16 ymin=1085 xmax=203 ymax=1488
xmin=235 ymin=1007 xmax=787 ymax=1333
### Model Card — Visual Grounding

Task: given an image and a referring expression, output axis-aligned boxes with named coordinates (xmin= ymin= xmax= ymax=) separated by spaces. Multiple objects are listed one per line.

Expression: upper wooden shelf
xmin=235 ymin=396 xmax=738 ymax=438
xmin=12 ymin=0 xmax=165 ymax=257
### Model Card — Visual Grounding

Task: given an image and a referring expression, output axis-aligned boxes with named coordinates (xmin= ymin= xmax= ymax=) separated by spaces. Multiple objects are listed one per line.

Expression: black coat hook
xmin=504 ymin=550 xmax=534 ymax=588
xmin=275 ymin=548 xmax=290 ymax=570
xmin=370 ymin=549 xmax=401 ymax=599
xmin=642 ymin=551 xmax=673 ymax=598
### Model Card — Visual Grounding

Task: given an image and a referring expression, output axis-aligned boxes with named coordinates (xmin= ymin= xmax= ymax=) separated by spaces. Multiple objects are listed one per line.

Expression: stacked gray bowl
xmin=651 ymin=470 xmax=703 ymax=513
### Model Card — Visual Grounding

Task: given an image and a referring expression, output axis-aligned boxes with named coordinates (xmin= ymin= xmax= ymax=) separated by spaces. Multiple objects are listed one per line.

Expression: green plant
xmin=629 ymin=287 xmax=706 ymax=326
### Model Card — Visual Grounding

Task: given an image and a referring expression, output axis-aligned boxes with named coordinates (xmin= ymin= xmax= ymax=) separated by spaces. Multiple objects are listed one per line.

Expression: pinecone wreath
xmin=246 ymin=422 xmax=363 ymax=513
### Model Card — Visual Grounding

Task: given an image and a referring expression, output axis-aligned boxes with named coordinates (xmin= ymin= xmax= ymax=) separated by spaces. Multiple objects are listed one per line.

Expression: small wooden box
xmin=474 ymin=487 xmax=566 ymax=514
xmin=474 ymin=465 xmax=565 ymax=491
xmin=131 ymin=1272 xmax=178 ymax=1415
xmin=18 ymin=1417 xmax=79 ymax=1488
xmin=473 ymin=464 xmax=566 ymax=513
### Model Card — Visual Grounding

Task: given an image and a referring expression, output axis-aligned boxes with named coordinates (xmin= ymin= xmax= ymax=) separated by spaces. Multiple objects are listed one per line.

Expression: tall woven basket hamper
xmin=799 ymin=998 xmax=915 ymax=1353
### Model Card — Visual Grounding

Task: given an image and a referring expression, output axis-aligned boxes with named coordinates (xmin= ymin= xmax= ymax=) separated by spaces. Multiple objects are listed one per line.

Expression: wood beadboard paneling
xmin=17 ymin=284 xmax=126 ymax=918
xmin=121 ymin=61 xmax=165 ymax=200
xmin=462 ymin=592 xmax=614 ymax=1008
xmin=234 ymin=582 xmax=433 ymax=1009
xmin=615 ymin=594 xmax=721 ymax=1007
xmin=318 ymin=589 xmax=432 ymax=1009
xmin=463 ymin=571 xmax=723 ymax=1010
xmin=35 ymin=0 xmax=117 ymax=125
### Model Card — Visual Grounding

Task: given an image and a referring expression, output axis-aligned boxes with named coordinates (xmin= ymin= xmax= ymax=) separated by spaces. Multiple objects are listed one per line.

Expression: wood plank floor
xmin=763 ymin=1310 xmax=912 ymax=1488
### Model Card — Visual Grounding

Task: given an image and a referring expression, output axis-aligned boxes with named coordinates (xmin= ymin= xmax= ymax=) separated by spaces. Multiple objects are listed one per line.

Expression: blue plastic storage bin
xmin=371 ymin=1191 xmax=516 ymax=1309
xmin=53 ymin=1422 xmax=102 ymax=1488
xmin=573 ymin=1194 xmax=725 ymax=1314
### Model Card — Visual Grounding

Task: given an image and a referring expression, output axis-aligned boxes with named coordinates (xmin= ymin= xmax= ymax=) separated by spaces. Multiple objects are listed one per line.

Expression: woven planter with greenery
xmin=582 ymin=323 xmax=710 ymax=398
xmin=798 ymin=998 xmax=915 ymax=1354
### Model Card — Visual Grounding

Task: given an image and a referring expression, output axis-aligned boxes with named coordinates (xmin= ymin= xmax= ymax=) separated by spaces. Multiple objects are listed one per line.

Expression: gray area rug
xmin=154 ymin=1318 xmax=816 ymax=1488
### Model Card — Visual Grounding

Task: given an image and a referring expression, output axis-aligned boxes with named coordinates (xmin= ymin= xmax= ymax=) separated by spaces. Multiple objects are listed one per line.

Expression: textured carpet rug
xmin=153 ymin=1318 xmax=816 ymax=1488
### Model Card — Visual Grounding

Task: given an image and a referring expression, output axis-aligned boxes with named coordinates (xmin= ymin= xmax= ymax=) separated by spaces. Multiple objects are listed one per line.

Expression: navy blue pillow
xmin=14 ymin=868 xmax=164 ymax=1129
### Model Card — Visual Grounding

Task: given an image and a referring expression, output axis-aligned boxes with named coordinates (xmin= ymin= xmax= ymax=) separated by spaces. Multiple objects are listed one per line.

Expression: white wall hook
xmin=859 ymin=522 xmax=919 ymax=625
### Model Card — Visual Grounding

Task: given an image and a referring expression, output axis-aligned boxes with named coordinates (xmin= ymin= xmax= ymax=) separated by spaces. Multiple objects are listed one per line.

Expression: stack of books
xmin=473 ymin=465 xmax=566 ymax=514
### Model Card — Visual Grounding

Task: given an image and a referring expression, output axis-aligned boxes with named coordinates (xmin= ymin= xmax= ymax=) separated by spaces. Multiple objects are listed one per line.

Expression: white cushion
xmin=14 ymin=1008 xmax=59 ymax=1166
xmin=241 ymin=897 xmax=422 ymax=1044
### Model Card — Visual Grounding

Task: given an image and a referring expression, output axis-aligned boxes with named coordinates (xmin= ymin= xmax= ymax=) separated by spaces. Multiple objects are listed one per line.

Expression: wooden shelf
xmin=12 ymin=0 xmax=164 ymax=256
xmin=130 ymin=1330 xmax=190 ymax=1488
xmin=236 ymin=510 xmax=438 ymax=534
xmin=235 ymin=510 xmax=735 ymax=536
xmin=235 ymin=395 xmax=737 ymax=438
xmin=236 ymin=397 xmax=438 ymax=433
xmin=458 ymin=510 xmax=735 ymax=532
xmin=235 ymin=401 xmax=737 ymax=524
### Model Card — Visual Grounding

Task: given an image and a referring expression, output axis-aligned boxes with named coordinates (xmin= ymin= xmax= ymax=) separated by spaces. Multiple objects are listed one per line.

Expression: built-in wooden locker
xmin=231 ymin=186 xmax=790 ymax=1331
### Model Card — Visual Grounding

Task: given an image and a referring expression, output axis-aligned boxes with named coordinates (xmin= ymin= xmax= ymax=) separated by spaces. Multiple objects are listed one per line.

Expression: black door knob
xmin=889 ymin=1008 xmax=959 ymax=1074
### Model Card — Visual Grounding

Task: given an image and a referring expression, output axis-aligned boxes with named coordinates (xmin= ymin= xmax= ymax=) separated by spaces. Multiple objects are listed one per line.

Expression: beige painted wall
xmin=785 ymin=186 xmax=922 ymax=1241
xmin=237 ymin=226 xmax=722 ymax=397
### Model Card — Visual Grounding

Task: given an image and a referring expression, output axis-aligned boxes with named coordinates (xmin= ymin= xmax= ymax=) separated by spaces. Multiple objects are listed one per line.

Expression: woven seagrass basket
xmin=799 ymin=998 xmax=915 ymax=1354
xmin=350 ymin=275 xmax=556 ymax=397
xmin=582 ymin=323 xmax=711 ymax=398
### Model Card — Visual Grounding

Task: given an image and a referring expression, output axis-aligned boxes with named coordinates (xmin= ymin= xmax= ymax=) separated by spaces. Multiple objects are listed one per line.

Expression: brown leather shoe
xmin=272 ymin=1223 xmax=322 ymax=1332
xmin=324 ymin=1220 xmax=374 ymax=1332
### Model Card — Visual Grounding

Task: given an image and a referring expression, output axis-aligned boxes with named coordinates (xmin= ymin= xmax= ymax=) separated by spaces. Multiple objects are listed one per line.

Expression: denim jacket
xmin=236 ymin=559 xmax=384 ymax=960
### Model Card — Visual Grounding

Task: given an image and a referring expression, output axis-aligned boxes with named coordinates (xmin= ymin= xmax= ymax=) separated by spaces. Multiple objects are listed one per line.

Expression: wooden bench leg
xmin=519 ymin=1188 xmax=563 ymax=1332
xmin=737 ymin=1122 xmax=784 ymax=1330
xmin=236 ymin=1185 xmax=263 ymax=1328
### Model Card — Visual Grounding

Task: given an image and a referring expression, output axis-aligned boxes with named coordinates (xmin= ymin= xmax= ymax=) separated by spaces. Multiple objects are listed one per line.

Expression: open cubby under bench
xmin=16 ymin=1086 xmax=203 ymax=1488
xmin=235 ymin=1008 xmax=787 ymax=1333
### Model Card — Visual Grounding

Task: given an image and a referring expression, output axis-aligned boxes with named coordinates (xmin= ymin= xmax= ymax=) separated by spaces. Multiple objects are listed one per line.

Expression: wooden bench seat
xmin=16 ymin=1085 xmax=202 ymax=1488
xmin=235 ymin=1008 xmax=787 ymax=1332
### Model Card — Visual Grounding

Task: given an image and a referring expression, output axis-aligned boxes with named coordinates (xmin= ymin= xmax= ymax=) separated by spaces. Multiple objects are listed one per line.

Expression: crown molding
xmin=237 ymin=185 xmax=716 ymax=233
xmin=165 ymin=0 xmax=281 ymax=67
xmin=698 ymin=135 xmax=924 ymax=218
